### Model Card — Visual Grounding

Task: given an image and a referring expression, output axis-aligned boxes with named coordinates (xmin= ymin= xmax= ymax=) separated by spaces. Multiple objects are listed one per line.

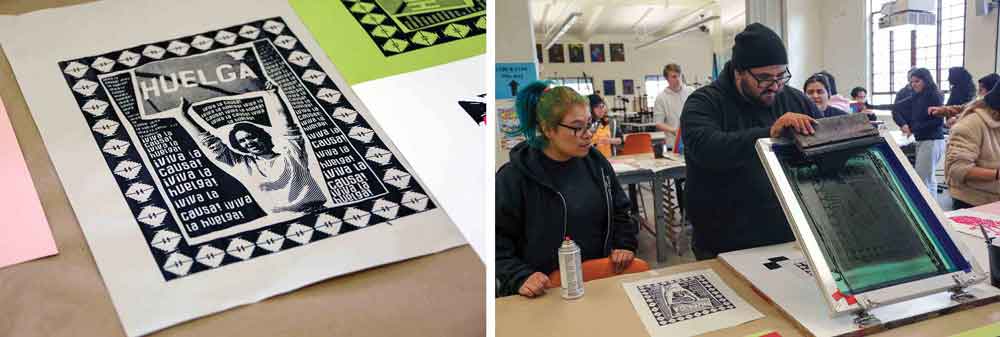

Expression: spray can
xmin=558 ymin=236 xmax=584 ymax=299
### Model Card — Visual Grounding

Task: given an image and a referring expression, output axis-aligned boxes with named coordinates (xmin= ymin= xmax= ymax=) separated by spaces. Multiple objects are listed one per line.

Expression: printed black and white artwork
xmin=636 ymin=274 xmax=736 ymax=326
xmin=341 ymin=0 xmax=486 ymax=56
xmin=623 ymin=269 xmax=763 ymax=337
xmin=761 ymin=255 xmax=814 ymax=280
xmin=458 ymin=93 xmax=486 ymax=125
xmin=58 ymin=17 xmax=434 ymax=281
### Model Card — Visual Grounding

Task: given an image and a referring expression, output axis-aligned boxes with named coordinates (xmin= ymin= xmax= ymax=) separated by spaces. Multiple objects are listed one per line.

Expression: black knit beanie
xmin=732 ymin=23 xmax=788 ymax=70
xmin=981 ymin=73 xmax=1000 ymax=92
xmin=987 ymin=80 xmax=1000 ymax=110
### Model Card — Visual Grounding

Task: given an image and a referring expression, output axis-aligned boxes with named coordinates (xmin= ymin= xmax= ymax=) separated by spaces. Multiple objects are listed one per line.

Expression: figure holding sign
xmin=174 ymin=82 xmax=329 ymax=214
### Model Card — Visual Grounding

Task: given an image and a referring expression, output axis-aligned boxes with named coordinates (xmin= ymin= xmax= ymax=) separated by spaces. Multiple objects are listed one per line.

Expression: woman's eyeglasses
xmin=558 ymin=121 xmax=600 ymax=137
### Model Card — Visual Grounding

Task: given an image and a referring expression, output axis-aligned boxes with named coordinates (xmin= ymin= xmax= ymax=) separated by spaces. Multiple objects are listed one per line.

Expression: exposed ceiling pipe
xmin=544 ymin=12 xmax=582 ymax=49
xmin=634 ymin=15 xmax=719 ymax=51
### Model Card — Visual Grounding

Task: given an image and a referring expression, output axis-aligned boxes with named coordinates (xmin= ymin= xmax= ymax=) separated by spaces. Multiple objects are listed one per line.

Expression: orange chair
xmin=619 ymin=133 xmax=653 ymax=155
xmin=545 ymin=257 xmax=651 ymax=288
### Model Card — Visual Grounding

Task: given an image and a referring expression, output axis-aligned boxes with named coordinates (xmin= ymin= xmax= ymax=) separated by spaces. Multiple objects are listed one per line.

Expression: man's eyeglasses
xmin=558 ymin=121 xmax=600 ymax=137
xmin=747 ymin=68 xmax=792 ymax=89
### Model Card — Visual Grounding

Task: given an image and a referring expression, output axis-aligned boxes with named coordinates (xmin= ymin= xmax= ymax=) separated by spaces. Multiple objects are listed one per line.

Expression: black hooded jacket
xmin=679 ymin=61 xmax=819 ymax=258
xmin=495 ymin=142 xmax=637 ymax=297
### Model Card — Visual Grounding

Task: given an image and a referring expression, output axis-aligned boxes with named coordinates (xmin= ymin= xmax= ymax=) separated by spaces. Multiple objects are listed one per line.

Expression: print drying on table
xmin=635 ymin=274 xmax=737 ymax=326
xmin=58 ymin=17 xmax=434 ymax=281
xmin=458 ymin=93 xmax=485 ymax=125
xmin=340 ymin=0 xmax=486 ymax=56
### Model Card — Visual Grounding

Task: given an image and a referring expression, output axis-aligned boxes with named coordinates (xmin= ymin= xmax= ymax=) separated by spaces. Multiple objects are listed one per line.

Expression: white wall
xmin=819 ymin=0 xmax=867 ymax=95
xmin=535 ymin=32 xmax=716 ymax=98
xmin=964 ymin=0 xmax=999 ymax=77
xmin=784 ymin=0 xmax=825 ymax=90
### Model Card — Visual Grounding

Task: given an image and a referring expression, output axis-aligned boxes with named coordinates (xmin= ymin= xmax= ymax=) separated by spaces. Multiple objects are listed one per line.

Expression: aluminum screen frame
xmin=756 ymin=136 xmax=986 ymax=315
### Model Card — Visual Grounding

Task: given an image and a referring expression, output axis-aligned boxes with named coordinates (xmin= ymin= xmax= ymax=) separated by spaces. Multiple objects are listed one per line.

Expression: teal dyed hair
xmin=508 ymin=80 xmax=587 ymax=149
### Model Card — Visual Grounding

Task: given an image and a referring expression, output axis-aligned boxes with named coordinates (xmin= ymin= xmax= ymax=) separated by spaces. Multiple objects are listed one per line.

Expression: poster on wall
xmin=603 ymin=80 xmax=616 ymax=96
xmin=0 ymin=0 xmax=465 ymax=335
xmin=536 ymin=43 xmax=544 ymax=64
xmin=495 ymin=62 xmax=538 ymax=100
xmin=497 ymin=100 xmax=524 ymax=150
xmin=623 ymin=79 xmax=635 ymax=95
xmin=548 ymin=43 xmax=565 ymax=63
xmin=610 ymin=43 xmax=625 ymax=62
xmin=590 ymin=43 xmax=605 ymax=62
xmin=568 ymin=43 xmax=585 ymax=63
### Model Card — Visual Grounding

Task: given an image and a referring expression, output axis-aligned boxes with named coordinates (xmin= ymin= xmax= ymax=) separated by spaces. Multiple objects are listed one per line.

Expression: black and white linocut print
xmin=342 ymin=0 xmax=486 ymax=56
xmin=636 ymin=275 xmax=736 ymax=326
xmin=58 ymin=17 xmax=434 ymax=281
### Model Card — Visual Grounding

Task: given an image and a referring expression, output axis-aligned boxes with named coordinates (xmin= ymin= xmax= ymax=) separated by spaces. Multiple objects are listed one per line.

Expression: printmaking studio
xmin=0 ymin=0 xmax=486 ymax=336
xmin=495 ymin=0 xmax=1000 ymax=336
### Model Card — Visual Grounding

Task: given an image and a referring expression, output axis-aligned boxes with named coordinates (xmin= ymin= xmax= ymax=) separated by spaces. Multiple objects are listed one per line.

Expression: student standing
xmin=681 ymin=23 xmax=820 ymax=259
xmin=894 ymin=68 xmax=945 ymax=193
xmin=654 ymin=63 xmax=694 ymax=144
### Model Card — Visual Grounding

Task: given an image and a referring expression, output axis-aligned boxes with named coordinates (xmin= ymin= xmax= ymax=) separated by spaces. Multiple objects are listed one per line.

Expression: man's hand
xmin=610 ymin=249 xmax=635 ymax=274
xmin=901 ymin=125 xmax=911 ymax=136
xmin=518 ymin=272 xmax=549 ymax=298
xmin=770 ymin=112 xmax=816 ymax=138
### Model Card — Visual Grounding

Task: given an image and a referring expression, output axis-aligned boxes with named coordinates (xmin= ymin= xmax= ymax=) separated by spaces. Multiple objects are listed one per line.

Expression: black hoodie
xmin=680 ymin=61 xmax=819 ymax=258
xmin=495 ymin=142 xmax=637 ymax=297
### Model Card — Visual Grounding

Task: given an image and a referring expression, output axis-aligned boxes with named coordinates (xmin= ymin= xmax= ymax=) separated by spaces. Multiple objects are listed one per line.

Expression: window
xmin=546 ymin=77 xmax=594 ymax=95
xmin=644 ymin=75 xmax=668 ymax=108
xmin=868 ymin=0 xmax=965 ymax=106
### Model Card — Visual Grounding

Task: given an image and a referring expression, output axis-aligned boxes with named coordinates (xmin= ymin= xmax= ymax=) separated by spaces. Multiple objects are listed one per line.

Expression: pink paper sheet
xmin=0 ymin=96 xmax=57 ymax=269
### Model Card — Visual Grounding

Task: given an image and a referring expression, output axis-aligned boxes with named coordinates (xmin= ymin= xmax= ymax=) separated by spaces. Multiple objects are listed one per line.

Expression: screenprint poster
xmin=622 ymin=269 xmax=763 ymax=337
xmin=59 ymin=18 xmax=444 ymax=281
xmin=1 ymin=1 xmax=464 ymax=334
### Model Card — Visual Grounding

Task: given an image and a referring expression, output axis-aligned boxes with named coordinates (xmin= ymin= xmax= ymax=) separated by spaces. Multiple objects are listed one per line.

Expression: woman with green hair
xmin=495 ymin=81 xmax=639 ymax=298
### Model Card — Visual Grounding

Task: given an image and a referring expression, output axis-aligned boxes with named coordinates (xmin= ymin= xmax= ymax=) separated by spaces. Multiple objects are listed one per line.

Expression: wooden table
xmin=496 ymin=258 xmax=1000 ymax=337
xmin=0 ymin=1 xmax=484 ymax=336
xmin=609 ymin=153 xmax=686 ymax=262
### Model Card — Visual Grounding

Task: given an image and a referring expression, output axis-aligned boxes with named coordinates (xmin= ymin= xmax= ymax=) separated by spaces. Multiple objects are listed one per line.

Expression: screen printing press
xmin=720 ymin=114 xmax=997 ymax=337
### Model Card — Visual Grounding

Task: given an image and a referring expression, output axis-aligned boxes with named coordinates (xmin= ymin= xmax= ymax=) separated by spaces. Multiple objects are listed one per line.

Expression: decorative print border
xmin=57 ymin=17 xmax=435 ymax=281
xmin=340 ymin=0 xmax=486 ymax=57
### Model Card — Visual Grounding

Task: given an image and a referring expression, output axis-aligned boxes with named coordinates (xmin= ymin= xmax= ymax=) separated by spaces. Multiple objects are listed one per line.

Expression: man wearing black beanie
xmin=680 ymin=23 xmax=821 ymax=259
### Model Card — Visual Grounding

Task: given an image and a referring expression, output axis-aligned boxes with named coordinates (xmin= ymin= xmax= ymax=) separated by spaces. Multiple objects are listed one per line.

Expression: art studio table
xmin=495 ymin=258 xmax=1000 ymax=337
xmin=0 ymin=1 xmax=484 ymax=336
xmin=609 ymin=153 xmax=686 ymax=263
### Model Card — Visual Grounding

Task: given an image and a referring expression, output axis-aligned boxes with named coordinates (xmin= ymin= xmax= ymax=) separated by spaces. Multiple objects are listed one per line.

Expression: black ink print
xmin=58 ymin=17 xmax=435 ymax=281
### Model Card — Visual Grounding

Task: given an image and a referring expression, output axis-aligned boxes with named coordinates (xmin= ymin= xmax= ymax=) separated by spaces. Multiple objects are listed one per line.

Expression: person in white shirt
xmin=653 ymin=63 xmax=694 ymax=144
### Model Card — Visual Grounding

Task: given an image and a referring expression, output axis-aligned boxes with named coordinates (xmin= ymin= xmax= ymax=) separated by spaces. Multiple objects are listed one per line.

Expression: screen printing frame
xmin=755 ymin=136 xmax=986 ymax=315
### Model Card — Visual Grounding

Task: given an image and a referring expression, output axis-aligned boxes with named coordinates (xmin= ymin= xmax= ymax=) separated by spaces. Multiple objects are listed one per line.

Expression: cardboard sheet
xmin=622 ymin=269 xmax=764 ymax=337
xmin=0 ymin=0 xmax=465 ymax=335
xmin=0 ymin=95 xmax=57 ymax=269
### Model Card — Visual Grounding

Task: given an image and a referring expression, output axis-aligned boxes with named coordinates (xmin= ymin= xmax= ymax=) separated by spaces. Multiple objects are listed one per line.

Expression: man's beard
xmin=739 ymin=78 xmax=778 ymax=107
